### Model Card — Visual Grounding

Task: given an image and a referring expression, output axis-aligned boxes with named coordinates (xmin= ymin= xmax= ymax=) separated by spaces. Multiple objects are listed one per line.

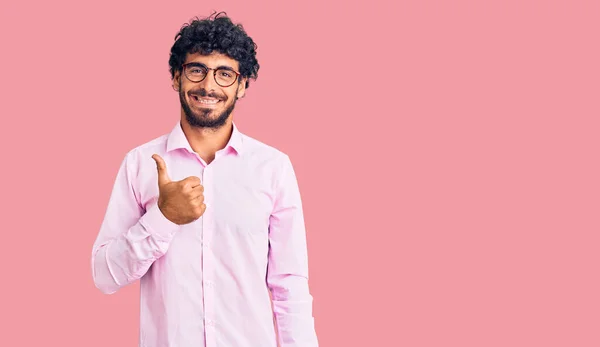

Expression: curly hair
xmin=168 ymin=12 xmax=259 ymax=89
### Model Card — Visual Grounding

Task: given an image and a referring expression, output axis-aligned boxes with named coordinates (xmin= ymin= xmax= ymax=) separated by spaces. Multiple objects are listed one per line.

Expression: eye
xmin=219 ymin=70 xmax=233 ymax=78
xmin=186 ymin=65 xmax=206 ymax=74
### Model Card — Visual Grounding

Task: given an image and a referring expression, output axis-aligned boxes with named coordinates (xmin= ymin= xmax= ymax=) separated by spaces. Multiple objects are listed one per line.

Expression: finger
xmin=191 ymin=184 xmax=204 ymax=193
xmin=182 ymin=176 xmax=202 ymax=188
xmin=152 ymin=154 xmax=171 ymax=185
xmin=194 ymin=202 xmax=207 ymax=217
xmin=190 ymin=192 xmax=205 ymax=202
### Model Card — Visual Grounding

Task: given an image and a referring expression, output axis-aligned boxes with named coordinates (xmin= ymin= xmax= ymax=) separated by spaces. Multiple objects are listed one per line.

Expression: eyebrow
xmin=216 ymin=65 xmax=236 ymax=72
xmin=185 ymin=62 xmax=236 ymax=71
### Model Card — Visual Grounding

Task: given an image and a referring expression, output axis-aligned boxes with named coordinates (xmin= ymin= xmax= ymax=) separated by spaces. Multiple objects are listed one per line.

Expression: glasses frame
xmin=181 ymin=63 xmax=241 ymax=87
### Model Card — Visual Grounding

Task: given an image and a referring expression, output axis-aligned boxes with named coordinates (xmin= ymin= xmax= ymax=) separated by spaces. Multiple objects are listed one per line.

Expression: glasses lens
xmin=185 ymin=65 xmax=207 ymax=82
xmin=215 ymin=69 xmax=237 ymax=86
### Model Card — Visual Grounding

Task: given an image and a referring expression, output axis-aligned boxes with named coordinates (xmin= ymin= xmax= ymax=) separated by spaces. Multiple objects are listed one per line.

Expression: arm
xmin=266 ymin=155 xmax=319 ymax=347
xmin=91 ymin=152 xmax=180 ymax=294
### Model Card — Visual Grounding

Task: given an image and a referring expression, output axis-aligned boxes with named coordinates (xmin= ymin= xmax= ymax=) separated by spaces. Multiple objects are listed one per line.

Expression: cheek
xmin=224 ymin=90 xmax=237 ymax=101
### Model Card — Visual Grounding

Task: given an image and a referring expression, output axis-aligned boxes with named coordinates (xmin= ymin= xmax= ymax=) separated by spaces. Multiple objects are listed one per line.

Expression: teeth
xmin=193 ymin=96 xmax=219 ymax=104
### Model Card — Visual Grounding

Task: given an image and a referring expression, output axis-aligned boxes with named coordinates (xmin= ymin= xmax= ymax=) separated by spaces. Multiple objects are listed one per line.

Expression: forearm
xmin=92 ymin=204 xmax=179 ymax=294
xmin=269 ymin=275 xmax=318 ymax=347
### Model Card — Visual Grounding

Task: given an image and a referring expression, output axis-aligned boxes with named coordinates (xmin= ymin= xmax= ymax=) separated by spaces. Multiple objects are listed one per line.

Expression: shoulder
xmin=120 ymin=133 xmax=170 ymax=173
xmin=240 ymin=132 xmax=291 ymax=165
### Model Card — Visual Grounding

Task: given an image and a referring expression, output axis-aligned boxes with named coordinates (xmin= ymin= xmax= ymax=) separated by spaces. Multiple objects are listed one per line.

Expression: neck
xmin=180 ymin=116 xmax=233 ymax=164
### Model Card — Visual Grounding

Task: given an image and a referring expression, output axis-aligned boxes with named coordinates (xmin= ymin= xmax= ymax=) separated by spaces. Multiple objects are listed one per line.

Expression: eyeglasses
xmin=182 ymin=63 xmax=241 ymax=87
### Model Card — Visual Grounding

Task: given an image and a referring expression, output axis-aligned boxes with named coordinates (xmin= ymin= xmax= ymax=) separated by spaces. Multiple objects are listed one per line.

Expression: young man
xmin=91 ymin=12 xmax=319 ymax=347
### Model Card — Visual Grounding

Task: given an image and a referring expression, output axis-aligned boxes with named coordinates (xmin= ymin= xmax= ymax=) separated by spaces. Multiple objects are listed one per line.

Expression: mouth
xmin=190 ymin=94 xmax=222 ymax=108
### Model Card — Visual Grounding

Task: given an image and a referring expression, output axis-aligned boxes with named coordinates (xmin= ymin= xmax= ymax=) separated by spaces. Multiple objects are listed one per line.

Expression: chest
xmin=138 ymin=155 xmax=276 ymax=234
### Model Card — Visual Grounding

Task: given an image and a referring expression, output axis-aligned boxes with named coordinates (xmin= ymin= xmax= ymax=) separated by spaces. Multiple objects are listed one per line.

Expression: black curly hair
xmin=168 ymin=12 xmax=259 ymax=89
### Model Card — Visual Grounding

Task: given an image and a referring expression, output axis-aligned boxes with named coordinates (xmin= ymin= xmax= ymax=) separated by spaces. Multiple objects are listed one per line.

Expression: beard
xmin=180 ymin=87 xmax=237 ymax=129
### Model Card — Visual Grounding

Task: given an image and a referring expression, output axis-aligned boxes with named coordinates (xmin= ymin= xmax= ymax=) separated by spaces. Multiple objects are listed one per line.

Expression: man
xmin=91 ymin=12 xmax=319 ymax=347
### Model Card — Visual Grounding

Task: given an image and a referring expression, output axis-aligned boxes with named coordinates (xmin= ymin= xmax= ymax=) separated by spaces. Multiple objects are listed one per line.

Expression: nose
xmin=199 ymin=69 xmax=219 ymax=91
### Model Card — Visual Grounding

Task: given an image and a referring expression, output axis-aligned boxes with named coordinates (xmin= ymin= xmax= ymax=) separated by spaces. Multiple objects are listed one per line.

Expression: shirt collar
xmin=166 ymin=121 xmax=244 ymax=155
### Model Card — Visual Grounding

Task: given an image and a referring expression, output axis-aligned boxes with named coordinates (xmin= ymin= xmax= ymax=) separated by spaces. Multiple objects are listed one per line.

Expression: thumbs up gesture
xmin=152 ymin=154 xmax=206 ymax=225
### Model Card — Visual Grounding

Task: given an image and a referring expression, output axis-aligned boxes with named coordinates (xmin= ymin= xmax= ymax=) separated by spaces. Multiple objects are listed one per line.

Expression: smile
xmin=191 ymin=95 xmax=221 ymax=106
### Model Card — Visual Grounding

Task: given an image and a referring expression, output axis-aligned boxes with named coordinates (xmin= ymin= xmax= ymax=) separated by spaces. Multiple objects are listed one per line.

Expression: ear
xmin=236 ymin=77 xmax=247 ymax=99
xmin=172 ymin=71 xmax=182 ymax=91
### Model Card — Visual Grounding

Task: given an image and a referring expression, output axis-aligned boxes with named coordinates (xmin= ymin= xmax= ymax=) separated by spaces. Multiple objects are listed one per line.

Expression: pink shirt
xmin=91 ymin=122 xmax=318 ymax=347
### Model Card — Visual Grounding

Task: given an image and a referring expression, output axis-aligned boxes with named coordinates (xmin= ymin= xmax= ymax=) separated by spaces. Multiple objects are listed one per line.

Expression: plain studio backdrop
xmin=0 ymin=0 xmax=598 ymax=346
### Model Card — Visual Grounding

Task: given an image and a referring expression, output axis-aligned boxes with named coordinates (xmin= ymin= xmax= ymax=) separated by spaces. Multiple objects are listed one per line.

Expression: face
xmin=174 ymin=52 xmax=247 ymax=129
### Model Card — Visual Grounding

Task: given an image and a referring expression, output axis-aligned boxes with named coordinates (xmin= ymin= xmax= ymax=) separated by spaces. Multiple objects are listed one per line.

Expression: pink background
xmin=1 ymin=0 xmax=599 ymax=346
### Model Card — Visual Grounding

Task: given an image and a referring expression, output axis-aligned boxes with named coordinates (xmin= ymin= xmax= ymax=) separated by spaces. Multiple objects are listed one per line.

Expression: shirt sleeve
xmin=91 ymin=151 xmax=180 ymax=294
xmin=266 ymin=154 xmax=319 ymax=347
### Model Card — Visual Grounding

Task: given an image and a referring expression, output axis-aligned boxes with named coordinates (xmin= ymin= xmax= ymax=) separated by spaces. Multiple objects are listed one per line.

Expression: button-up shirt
xmin=91 ymin=121 xmax=318 ymax=347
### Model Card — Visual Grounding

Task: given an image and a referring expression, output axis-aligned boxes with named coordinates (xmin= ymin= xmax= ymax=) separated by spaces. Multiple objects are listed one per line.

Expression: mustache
xmin=188 ymin=89 xmax=225 ymax=100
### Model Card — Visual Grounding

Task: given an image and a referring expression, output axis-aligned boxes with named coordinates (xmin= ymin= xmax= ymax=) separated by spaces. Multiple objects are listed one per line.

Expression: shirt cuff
xmin=139 ymin=203 xmax=180 ymax=240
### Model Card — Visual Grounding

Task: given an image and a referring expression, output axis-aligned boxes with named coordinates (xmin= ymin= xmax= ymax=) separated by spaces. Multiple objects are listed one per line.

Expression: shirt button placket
xmin=202 ymin=165 xmax=216 ymax=347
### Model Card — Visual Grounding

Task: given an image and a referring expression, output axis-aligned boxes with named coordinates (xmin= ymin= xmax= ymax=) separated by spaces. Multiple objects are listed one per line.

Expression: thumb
xmin=152 ymin=154 xmax=171 ymax=185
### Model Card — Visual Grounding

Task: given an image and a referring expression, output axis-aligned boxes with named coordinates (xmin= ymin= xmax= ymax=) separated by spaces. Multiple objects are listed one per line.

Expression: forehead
xmin=184 ymin=52 xmax=239 ymax=70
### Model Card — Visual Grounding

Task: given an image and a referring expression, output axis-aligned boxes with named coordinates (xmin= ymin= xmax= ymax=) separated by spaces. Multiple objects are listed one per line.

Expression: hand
xmin=152 ymin=154 xmax=206 ymax=225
